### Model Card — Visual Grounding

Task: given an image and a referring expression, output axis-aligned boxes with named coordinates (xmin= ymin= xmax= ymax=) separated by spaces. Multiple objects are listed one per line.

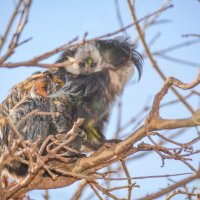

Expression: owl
xmin=0 ymin=37 xmax=142 ymax=177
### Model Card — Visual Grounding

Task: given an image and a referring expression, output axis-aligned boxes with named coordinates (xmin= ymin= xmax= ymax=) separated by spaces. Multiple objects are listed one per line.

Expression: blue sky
xmin=0 ymin=1 xmax=200 ymax=199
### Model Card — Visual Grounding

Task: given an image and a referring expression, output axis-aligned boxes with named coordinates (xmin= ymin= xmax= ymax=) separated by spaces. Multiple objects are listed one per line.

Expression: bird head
xmin=57 ymin=37 xmax=142 ymax=80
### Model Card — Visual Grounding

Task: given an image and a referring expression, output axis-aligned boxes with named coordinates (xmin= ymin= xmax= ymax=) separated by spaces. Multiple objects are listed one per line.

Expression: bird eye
xmin=79 ymin=62 xmax=85 ymax=68
xmin=90 ymin=63 xmax=96 ymax=68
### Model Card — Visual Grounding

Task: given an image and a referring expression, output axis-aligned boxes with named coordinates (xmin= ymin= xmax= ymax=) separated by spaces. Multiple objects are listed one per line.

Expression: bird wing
xmin=0 ymin=71 xmax=65 ymax=113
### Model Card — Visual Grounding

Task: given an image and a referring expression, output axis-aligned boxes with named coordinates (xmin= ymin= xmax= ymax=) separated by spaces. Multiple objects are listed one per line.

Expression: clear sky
xmin=0 ymin=1 xmax=200 ymax=199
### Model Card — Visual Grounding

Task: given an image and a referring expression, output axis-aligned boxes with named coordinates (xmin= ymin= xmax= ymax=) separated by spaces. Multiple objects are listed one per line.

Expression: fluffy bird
xmin=0 ymin=37 xmax=142 ymax=177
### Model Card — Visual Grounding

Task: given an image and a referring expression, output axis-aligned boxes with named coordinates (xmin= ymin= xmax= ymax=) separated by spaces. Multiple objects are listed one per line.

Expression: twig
xmin=182 ymin=34 xmax=200 ymax=38
xmin=155 ymin=53 xmax=200 ymax=68
xmin=166 ymin=189 xmax=200 ymax=200
xmin=127 ymin=0 xmax=195 ymax=115
xmin=120 ymin=159 xmax=132 ymax=200
xmin=147 ymin=72 xmax=200 ymax=121
xmin=0 ymin=4 xmax=173 ymax=68
xmin=154 ymin=39 xmax=200 ymax=54
xmin=93 ymin=180 xmax=120 ymax=200
xmin=0 ymin=0 xmax=23 ymax=51
xmin=114 ymin=0 xmax=128 ymax=37
xmin=88 ymin=181 xmax=103 ymax=200
xmin=71 ymin=180 xmax=87 ymax=200
xmin=139 ymin=170 xmax=200 ymax=200
xmin=0 ymin=0 xmax=32 ymax=64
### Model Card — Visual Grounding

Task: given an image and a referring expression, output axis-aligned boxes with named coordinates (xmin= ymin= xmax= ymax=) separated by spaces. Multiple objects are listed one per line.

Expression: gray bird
xmin=0 ymin=37 xmax=142 ymax=178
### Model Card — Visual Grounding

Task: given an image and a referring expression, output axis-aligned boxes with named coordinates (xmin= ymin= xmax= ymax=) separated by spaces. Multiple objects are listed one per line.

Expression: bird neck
xmin=62 ymin=66 xmax=132 ymax=104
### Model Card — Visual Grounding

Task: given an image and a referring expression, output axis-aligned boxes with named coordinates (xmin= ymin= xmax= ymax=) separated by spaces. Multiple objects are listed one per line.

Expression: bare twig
xmin=139 ymin=170 xmax=200 ymax=200
xmin=0 ymin=0 xmax=32 ymax=64
xmin=127 ymin=0 xmax=195 ymax=115
xmin=120 ymin=159 xmax=132 ymax=200
xmin=0 ymin=0 xmax=23 ymax=51
xmin=71 ymin=180 xmax=87 ymax=200
xmin=182 ymin=34 xmax=200 ymax=38
xmin=0 ymin=4 xmax=173 ymax=68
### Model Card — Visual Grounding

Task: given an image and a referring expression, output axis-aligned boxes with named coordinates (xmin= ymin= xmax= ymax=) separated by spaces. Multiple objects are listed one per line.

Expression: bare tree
xmin=0 ymin=1 xmax=200 ymax=200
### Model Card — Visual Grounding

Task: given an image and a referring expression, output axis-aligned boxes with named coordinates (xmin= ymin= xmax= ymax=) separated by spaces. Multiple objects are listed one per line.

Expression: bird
xmin=0 ymin=37 xmax=142 ymax=178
